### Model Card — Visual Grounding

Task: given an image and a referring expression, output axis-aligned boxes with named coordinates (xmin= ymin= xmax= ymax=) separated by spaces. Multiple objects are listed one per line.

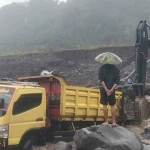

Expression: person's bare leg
xmin=102 ymin=105 xmax=108 ymax=125
xmin=111 ymin=105 xmax=118 ymax=126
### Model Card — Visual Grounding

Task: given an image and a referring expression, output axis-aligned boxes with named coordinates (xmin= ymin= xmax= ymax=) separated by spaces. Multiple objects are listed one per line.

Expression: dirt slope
xmin=0 ymin=46 xmax=137 ymax=87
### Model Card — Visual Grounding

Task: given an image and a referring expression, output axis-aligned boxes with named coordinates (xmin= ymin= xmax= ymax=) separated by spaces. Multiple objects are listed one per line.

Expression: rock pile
xmin=1 ymin=46 xmax=150 ymax=90
xmin=0 ymin=46 xmax=136 ymax=88
xmin=53 ymin=125 xmax=150 ymax=150
xmin=142 ymin=127 xmax=150 ymax=140
xmin=54 ymin=141 xmax=72 ymax=150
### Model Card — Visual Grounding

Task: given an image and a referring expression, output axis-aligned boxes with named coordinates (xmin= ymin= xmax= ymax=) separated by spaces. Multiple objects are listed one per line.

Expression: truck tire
xmin=22 ymin=136 xmax=37 ymax=150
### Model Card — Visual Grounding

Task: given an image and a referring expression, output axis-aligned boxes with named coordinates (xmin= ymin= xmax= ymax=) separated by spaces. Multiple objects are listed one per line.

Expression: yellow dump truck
xmin=0 ymin=74 xmax=123 ymax=149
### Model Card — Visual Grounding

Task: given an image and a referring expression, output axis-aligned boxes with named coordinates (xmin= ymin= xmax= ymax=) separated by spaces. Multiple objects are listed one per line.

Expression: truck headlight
xmin=0 ymin=125 xmax=8 ymax=138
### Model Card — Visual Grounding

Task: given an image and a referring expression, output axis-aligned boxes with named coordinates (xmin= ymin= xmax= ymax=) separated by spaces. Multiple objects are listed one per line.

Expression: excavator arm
xmin=133 ymin=20 xmax=150 ymax=97
xmin=122 ymin=20 xmax=150 ymax=122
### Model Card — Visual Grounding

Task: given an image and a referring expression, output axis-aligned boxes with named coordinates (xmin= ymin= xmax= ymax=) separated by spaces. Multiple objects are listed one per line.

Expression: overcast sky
xmin=0 ymin=0 xmax=66 ymax=8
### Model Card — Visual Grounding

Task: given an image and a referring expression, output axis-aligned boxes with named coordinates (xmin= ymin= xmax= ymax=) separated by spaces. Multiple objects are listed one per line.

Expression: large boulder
xmin=73 ymin=125 xmax=143 ymax=150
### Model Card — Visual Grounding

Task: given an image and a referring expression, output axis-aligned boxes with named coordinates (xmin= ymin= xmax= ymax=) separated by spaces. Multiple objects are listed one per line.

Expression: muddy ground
xmin=1 ymin=46 xmax=150 ymax=149
xmin=32 ymin=121 xmax=150 ymax=150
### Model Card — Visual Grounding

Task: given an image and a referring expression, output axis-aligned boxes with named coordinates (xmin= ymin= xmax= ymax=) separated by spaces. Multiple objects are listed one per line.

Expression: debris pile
xmin=53 ymin=125 xmax=145 ymax=150
xmin=142 ymin=126 xmax=150 ymax=140
xmin=0 ymin=46 xmax=136 ymax=88
xmin=1 ymin=46 xmax=150 ymax=90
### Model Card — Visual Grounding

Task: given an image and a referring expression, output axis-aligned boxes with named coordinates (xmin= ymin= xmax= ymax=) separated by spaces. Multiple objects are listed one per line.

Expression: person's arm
xmin=98 ymin=66 xmax=108 ymax=92
xmin=111 ymin=84 xmax=117 ymax=91
xmin=101 ymin=81 xmax=109 ymax=93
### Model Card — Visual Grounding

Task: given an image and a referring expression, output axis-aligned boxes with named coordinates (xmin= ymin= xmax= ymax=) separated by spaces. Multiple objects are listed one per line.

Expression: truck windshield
xmin=0 ymin=87 xmax=14 ymax=117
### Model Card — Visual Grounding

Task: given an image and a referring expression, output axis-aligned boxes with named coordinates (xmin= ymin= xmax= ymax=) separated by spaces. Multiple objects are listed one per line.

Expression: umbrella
xmin=95 ymin=52 xmax=122 ymax=65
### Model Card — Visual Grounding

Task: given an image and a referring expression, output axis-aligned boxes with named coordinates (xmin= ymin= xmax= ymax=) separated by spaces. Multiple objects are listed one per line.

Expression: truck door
xmin=8 ymin=89 xmax=46 ymax=146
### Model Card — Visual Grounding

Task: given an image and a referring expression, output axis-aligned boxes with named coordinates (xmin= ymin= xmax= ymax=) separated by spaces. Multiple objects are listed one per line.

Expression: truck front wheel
xmin=22 ymin=136 xmax=37 ymax=150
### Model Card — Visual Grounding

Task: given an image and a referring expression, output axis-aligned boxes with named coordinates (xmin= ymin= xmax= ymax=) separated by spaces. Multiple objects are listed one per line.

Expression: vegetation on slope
xmin=0 ymin=0 xmax=150 ymax=54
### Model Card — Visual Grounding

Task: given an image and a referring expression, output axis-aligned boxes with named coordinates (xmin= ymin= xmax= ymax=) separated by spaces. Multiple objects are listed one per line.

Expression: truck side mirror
xmin=0 ymin=98 xmax=4 ymax=109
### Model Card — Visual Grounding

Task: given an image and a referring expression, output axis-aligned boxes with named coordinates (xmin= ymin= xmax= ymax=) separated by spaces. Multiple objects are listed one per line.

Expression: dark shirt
xmin=98 ymin=64 xmax=120 ymax=88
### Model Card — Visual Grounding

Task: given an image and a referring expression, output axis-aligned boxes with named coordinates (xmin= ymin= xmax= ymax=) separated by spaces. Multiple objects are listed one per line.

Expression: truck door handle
xmin=36 ymin=117 xmax=43 ymax=121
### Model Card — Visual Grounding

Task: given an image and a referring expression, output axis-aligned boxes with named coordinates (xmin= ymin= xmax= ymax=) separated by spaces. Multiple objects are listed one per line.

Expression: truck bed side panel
xmin=60 ymin=86 xmax=122 ymax=121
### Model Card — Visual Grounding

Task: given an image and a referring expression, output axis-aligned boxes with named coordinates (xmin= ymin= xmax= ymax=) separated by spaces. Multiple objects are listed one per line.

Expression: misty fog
xmin=0 ymin=0 xmax=149 ymax=55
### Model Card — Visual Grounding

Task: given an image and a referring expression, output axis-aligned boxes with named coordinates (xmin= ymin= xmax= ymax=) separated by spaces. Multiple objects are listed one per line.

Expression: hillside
xmin=0 ymin=0 xmax=150 ymax=54
xmin=0 ymin=46 xmax=138 ymax=87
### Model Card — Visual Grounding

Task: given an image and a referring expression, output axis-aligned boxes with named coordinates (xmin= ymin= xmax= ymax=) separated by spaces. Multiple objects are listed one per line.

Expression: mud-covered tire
xmin=22 ymin=136 xmax=37 ymax=150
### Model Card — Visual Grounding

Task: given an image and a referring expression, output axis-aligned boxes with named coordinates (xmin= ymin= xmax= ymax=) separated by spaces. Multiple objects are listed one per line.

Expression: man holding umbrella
xmin=95 ymin=52 xmax=122 ymax=126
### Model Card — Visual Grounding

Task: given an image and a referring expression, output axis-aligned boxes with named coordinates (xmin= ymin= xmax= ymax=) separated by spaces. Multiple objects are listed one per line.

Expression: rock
xmin=94 ymin=148 xmax=107 ymax=150
xmin=142 ymin=132 xmax=150 ymax=139
xmin=73 ymin=125 xmax=143 ymax=150
xmin=144 ymin=145 xmax=150 ymax=150
xmin=144 ymin=127 xmax=150 ymax=132
xmin=66 ymin=143 xmax=72 ymax=150
xmin=54 ymin=141 xmax=71 ymax=150
xmin=54 ymin=141 xmax=67 ymax=150
xmin=80 ymin=64 xmax=87 ymax=68
xmin=142 ymin=126 xmax=150 ymax=139
xmin=68 ymin=61 xmax=74 ymax=65
xmin=124 ymin=71 xmax=129 ymax=76
xmin=71 ymin=148 xmax=78 ymax=150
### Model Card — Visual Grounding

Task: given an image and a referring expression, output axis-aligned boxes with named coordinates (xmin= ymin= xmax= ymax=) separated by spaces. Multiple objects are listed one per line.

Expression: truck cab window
xmin=12 ymin=93 xmax=42 ymax=115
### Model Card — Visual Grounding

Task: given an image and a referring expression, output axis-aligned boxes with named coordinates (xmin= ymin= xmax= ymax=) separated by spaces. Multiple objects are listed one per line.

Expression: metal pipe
xmin=71 ymin=122 xmax=75 ymax=131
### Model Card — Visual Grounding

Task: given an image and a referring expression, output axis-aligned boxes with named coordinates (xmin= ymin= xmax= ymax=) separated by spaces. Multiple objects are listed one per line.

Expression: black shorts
xmin=100 ymin=87 xmax=116 ymax=106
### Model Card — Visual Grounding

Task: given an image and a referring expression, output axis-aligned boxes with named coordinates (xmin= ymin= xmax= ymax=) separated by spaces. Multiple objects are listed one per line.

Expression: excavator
xmin=122 ymin=20 xmax=150 ymax=123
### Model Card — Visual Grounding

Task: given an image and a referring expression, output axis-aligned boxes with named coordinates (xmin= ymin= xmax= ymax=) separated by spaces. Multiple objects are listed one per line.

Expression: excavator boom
xmin=133 ymin=20 xmax=150 ymax=97
xmin=122 ymin=20 xmax=150 ymax=122
xmin=133 ymin=20 xmax=150 ymax=122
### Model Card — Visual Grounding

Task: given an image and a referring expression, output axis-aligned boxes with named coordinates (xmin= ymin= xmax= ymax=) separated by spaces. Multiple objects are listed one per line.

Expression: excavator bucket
xmin=135 ymin=97 xmax=150 ymax=122
xmin=121 ymin=84 xmax=150 ymax=122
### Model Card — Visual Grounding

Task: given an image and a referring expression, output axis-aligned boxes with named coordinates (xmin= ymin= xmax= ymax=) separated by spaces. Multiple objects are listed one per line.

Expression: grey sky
xmin=0 ymin=0 xmax=28 ymax=7
xmin=0 ymin=0 xmax=66 ymax=8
